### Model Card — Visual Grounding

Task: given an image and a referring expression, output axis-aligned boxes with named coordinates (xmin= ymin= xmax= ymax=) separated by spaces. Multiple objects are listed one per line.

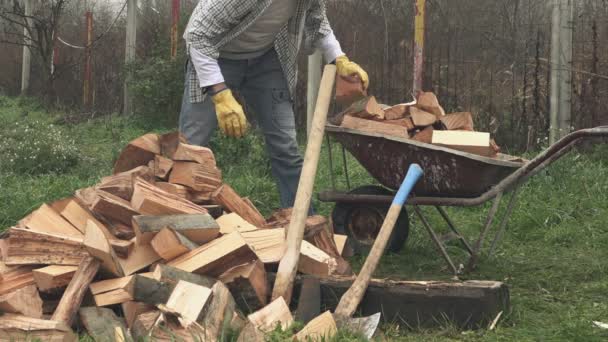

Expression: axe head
xmin=336 ymin=312 xmax=381 ymax=339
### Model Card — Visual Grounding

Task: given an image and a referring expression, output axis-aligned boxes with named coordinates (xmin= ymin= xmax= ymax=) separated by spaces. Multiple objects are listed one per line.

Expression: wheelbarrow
xmin=318 ymin=125 xmax=608 ymax=276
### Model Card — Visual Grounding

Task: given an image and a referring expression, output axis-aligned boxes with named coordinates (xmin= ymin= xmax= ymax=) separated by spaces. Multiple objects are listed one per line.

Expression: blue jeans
xmin=179 ymin=49 xmax=304 ymax=208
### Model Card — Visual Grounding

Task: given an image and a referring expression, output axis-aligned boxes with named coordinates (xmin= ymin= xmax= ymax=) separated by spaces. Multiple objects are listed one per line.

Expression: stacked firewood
xmin=0 ymin=132 xmax=351 ymax=341
xmin=333 ymin=78 xmax=501 ymax=157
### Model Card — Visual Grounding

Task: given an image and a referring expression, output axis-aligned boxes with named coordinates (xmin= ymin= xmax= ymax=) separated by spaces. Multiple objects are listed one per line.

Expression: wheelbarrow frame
xmin=319 ymin=125 xmax=608 ymax=276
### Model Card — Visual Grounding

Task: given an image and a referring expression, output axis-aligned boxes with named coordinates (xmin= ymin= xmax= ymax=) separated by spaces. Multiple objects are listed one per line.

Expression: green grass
xmin=1 ymin=96 xmax=607 ymax=341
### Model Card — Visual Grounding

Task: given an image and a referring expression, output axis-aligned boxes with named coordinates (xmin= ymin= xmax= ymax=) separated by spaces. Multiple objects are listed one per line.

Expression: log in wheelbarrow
xmin=319 ymin=125 xmax=608 ymax=276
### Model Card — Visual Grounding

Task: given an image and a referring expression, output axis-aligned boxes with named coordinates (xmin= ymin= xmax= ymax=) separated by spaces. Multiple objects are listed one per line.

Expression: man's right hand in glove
xmin=211 ymin=86 xmax=248 ymax=138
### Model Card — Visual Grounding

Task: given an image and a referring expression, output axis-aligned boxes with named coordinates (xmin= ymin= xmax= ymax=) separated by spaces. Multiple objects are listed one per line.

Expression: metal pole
xmin=558 ymin=0 xmax=573 ymax=139
xmin=123 ymin=0 xmax=137 ymax=115
xmin=412 ymin=0 xmax=426 ymax=95
xmin=549 ymin=0 xmax=561 ymax=144
xmin=20 ymin=0 xmax=33 ymax=95
xmin=83 ymin=10 xmax=93 ymax=108
xmin=307 ymin=51 xmax=322 ymax=137
xmin=171 ymin=0 xmax=180 ymax=60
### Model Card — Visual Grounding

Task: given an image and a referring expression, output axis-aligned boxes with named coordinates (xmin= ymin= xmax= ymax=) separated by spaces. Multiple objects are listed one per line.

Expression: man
xmin=180 ymin=0 xmax=368 ymax=208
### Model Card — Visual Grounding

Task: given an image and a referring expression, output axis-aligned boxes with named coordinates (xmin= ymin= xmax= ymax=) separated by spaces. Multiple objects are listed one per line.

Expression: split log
xmin=219 ymin=259 xmax=268 ymax=312
xmin=441 ymin=112 xmax=475 ymax=131
xmin=128 ymin=275 xmax=173 ymax=306
xmin=237 ymin=322 xmax=265 ymax=342
xmin=200 ymin=281 xmax=245 ymax=341
xmin=98 ymin=165 xmax=154 ymax=200
xmin=131 ymin=178 xmax=208 ymax=216
xmin=169 ymin=161 xmax=222 ymax=193
xmin=335 ymin=75 xmax=366 ymax=106
xmin=167 ymin=231 xmax=258 ymax=277
xmin=60 ymin=200 xmax=113 ymax=239
xmin=110 ymin=239 xmax=134 ymax=258
xmin=188 ymin=189 xmax=214 ymax=204
xmin=0 ymin=239 xmax=8 ymax=260
xmin=51 ymin=256 xmax=100 ymax=326
xmin=150 ymin=228 xmax=199 ymax=261
xmin=151 ymin=264 xmax=216 ymax=289
xmin=240 ymin=228 xmax=285 ymax=264
xmin=116 ymin=238 xmax=160 ymax=276
xmin=0 ymin=263 xmax=35 ymax=295
xmin=25 ymin=204 xmax=82 ymax=237
xmin=132 ymin=213 xmax=219 ymax=245
xmin=383 ymin=104 xmax=410 ymax=120
xmin=341 ymin=115 xmax=408 ymax=138
xmin=293 ymin=311 xmax=337 ymax=341
xmin=164 ymin=280 xmax=212 ymax=326
xmin=217 ymin=213 xmax=259 ymax=234
xmin=383 ymin=118 xmax=416 ymax=131
xmin=90 ymin=190 xmax=140 ymax=226
xmin=412 ymin=126 xmax=434 ymax=144
xmin=410 ymin=106 xmax=438 ymax=127
xmin=79 ymin=307 xmax=128 ymax=341
xmin=131 ymin=310 xmax=206 ymax=341
xmin=416 ymin=92 xmax=446 ymax=117
xmin=344 ymin=96 xmax=384 ymax=120
xmin=33 ymin=265 xmax=78 ymax=291
xmin=159 ymin=131 xmax=186 ymax=158
xmin=172 ymin=143 xmax=217 ymax=166
xmin=155 ymin=182 xmax=190 ymax=200
xmin=432 ymin=130 xmax=494 ymax=157
xmin=333 ymin=235 xmax=348 ymax=256
xmin=154 ymin=155 xmax=174 ymax=180
xmin=247 ymin=297 xmax=293 ymax=332
xmin=264 ymin=208 xmax=292 ymax=229
xmin=0 ymin=314 xmax=77 ymax=342
xmin=84 ymin=220 xmax=123 ymax=277
xmin=212 ymin=185 xmax=266 ymax=227
xmin=113 ymin=133 xmax=160 ymax=174
xmin=121 ymin=301 xmax=155 ymax=328
xmin=90 ymin=276 xmax=134 ymax=306
xmin=298 ymin=241 xmax=338 ymax=277
xmin=48 ymin=197 xmax=73 ymax=214
xmin=5 ymin=228 xmax=87 ymax=266
xmin=0 ymin=284 xmax=43 ymax=318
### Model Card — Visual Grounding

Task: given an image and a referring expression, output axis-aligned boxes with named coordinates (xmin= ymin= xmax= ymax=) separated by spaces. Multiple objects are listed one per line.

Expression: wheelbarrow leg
xmin=465 ymin=192 xmax=503 ymax=273
xmin=435 ymin=206 xmax=474 ymax=256
xmin=326 ymin=135 xmax=337 ymax=191
xmin=488 ymin=189 xmax=520 ymax=257
xmin=413 ymin=206 xmax=459 ymax=277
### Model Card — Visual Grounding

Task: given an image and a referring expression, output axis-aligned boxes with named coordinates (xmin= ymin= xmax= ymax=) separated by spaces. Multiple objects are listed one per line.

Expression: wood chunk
xmin=154 ymin=155 xmax=174 ymax=180
xmin=84 ymin=220 xmax=123 ymax=277
xmin=33 ymin=265 xmax=77 ymax=291
xmin=335 ymin=75 xmax=367 ymax=106
xmin=264 ymin=208 xmax=293 ymax=229
xmin=295 ymin=277 xmax=321 ymax=325
xmin=52 ymin=256 xmax=100 ymax=326
xmin=74 ymin=186 xmax=98 ymax=209
xmin=131 ymin=310 xmax=206 ymax=341
xmin=151 ymin=228 xmax=199 ymax=261
xmin=383 ymin=104 xmax=410 ymax=120
xmin=241 ymin=228 xmax=285 ymax=264
xmin=5 ymin=228 xmax=87 ymax=266
xmin=294 ymin=311 xmax=337 ymax=341
xmin=169 ymin=161 xmax=222 ymax=192
xmin=116 ymin=238 xmax=161 ymax=276
xmin=90 ymin=276 xmax=134 ymax=306
xmin=60 ymin=200 xmax=113 ymax=239
xmin=48 ymin=197 xmax=73 ymax=214
xmin=441 ymin=112 xmax=475 ymax=131
xmin=25 ymin=204 xmax=83 ymax=238
xmin=188 ymin=190 xmax=214 ymax=204
xmin=132 ymin=213 xmax=219 ymax=245
xmin=247 ymin=297 xmax=293 ymax=332
xmin=90 ymin=190 xmax=140 ymax=226
xmin=217 ymin=213 xmax=259 ymax=234
xmin=219 ymin=260 xmax=268 ymax=311
xmin=243 ymin=197 xmax=264 ymax=223
xmin=165 ymin=280 xmax=212 ymax=327
xmin=341 ymin=115 xmax=408 ymax=138
xmin=410 ymin=106 xmax=438 ymax=127
xmin=416 ymin=91 xmax=446 ymax=117
xmin=152 ymin=264 xmax=216 ymax=289
xmin=200 ymin=281 xmax=244 ymax=341
xmin=122 ymin=301 xmax=155 ymax=328
xmin=412 ymin=126 xmax=435 ymax=144
xmin=383 ymin=117 xmax=416 ymax=131
xmin=432 ymin=130 xmax=494 ymax=157
xmin=155 ymin=182 xmax=190 ymax=199
xmin=98 ymin=165 xmax=154 ymax=200
xmin=128 ymin=275 xmax=173 ymax=306
xmin=79 ymin=307 xmax=128 ymax=342
xmin=0 ymin=239 xmax=8 ymax=261
xmin=345 ymin=96 xmax=384 ymax=120
xmin=159 ymin=131 xmax=187 ymax=158
xmin=113 ymin=133 xmax=160 ymax=174
xmin=212 ymin=185 xmax=266 ymax=227
xmin=167 ymin=231 xmax=257 ymax=277
xmin=110 ymin=239 xmax=134 ymax=258
xmin=334 ymin=235 xmax=348 ymax=256
xmin=131 ymin=178 xmax=208 ymax=216
xmin=0 ymin=314 xmax=76 ymax=342
xmin=298 ymin=241 xmax=338 ymax=277
xmin=0 ymin=284 xmax=43 ymax=318
xmin=304 ymin=219 xmax=352 ymax=276
xmin=172 ymin=142 xmax=217 ymax=166
xmin=0 ymin=263 xmax=35 ymax=295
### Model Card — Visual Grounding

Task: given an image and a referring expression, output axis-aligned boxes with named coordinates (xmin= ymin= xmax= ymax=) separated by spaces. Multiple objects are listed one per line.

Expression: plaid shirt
xmin=183 ymin=0 xmax=332 ymax=103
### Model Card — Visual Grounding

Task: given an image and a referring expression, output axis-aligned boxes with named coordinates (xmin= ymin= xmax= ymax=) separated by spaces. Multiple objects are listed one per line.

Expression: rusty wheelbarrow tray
xmin=319 ymin=125 xmax=608 ymax=276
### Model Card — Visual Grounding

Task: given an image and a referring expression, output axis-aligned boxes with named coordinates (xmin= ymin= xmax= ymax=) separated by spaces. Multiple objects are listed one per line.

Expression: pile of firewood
xmin=333 ymin=78 xmax=500 ymax=157
xmin=0 ymin=132 xmax=351 ymax=341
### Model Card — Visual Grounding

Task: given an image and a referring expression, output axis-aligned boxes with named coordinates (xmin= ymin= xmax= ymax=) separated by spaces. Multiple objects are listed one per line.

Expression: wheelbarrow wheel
xmin=331 ymin=185 xmax=409 ymax=255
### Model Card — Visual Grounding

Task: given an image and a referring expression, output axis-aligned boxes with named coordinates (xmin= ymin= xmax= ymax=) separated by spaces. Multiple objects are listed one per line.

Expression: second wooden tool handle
xmin=334 ymin=164 xmax=423 ymax=318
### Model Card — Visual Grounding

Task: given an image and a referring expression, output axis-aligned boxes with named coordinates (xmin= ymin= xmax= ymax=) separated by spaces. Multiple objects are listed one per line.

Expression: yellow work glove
xmin=212 ymin=89 xmax=248 ymax=138
xmin=336 ymin=55 xmax=369 ymax=90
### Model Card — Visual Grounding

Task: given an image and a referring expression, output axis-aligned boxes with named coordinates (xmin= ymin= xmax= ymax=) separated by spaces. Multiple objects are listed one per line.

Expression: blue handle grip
xmin=392 ymin=164 xmax=423 ymax=206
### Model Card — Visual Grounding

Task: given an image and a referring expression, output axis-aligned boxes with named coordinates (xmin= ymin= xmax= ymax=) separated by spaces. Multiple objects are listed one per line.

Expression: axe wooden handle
xmin=271 ymin=65 xmax=337 ymax=304
xmin=334 ymin=164 xmax=423 ymax=318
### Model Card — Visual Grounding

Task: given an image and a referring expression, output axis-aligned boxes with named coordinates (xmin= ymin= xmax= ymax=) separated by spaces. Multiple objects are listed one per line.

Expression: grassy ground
xmin=1 ymin=96 xmax=607 ymax=341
